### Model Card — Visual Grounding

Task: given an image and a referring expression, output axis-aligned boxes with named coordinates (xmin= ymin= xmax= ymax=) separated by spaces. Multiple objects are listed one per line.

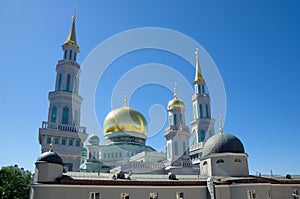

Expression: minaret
xmin=189 ymin=49 xmax=215 ymax=163
xmin=38 ymin=12 xmax=88 ymax=171
xmin=164 ymin=84 xmax=192 ymax=173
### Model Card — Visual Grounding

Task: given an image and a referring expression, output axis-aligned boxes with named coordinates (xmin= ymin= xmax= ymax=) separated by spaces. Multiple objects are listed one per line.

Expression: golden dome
xmin=168 ymin=96 xmax=185 ymax=110
xmin=103 ymin=106 xmax=148 ymax=136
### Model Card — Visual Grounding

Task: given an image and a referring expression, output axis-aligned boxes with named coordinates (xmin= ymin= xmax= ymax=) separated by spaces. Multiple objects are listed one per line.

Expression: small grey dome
xmin=36 ymin=150 xmax=64 ymax=166
xmin=88 ymin=134 xmax=100 ymax=145
xmin=202 ymin=133 xmax=245 ymax=157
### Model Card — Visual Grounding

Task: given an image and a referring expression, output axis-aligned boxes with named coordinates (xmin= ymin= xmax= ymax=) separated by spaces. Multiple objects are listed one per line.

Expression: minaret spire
xmin=219 ymin=115 xmax=223 ymax=134
xmin=194 ymin=48 xmax=205 ymax=84
xmin=63 ymin=9 xmax=78 ymax=49
xmin=173 ymin=82 xmax=178 ymax=99
xmin=124 ymin=91 xmax=128 ymax=107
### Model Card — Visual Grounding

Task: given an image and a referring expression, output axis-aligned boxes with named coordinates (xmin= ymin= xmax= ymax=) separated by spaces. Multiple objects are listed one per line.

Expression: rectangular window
xmin=47 ymin=137 xmax=51 ymax=144
xmin=54 ymin=138 xmax=59 ymax=144
xmin=121 ymin=193 xmax=129 ymax=199
xmin=176 ymin=192 xmax=184 ymax=199
xmin=247 ymin=190 xmax=256 ymax=199
xmin=62 ymin=139 xmax=66 ymax=145
xmin=75 ymin=140 xmax=80 ymax=147
xmin=90 ymin=192 xmax=100 ymax=199
xmin=69 ymin=139 xmax=73 ymax=146
xmin=293 ymin=189 xmax=299 ymax=199
xmin=149 ymin=192 xmax=158 ymax=199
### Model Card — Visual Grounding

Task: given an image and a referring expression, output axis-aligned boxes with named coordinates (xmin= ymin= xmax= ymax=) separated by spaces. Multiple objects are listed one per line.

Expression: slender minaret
xmin=190 ymin=49 xmax=215 ymax=162
xmin=165 ymin=84 xmax=192 ymax=172
xmin=38 ymin=12 xmax=88 ymax=171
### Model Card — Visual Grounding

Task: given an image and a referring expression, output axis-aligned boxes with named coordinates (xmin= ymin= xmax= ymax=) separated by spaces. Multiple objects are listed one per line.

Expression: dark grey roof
xmin=202 ymin=133 xmax=245 ymax=157
xmin=36 ymin=150 xmax=64 ymax=166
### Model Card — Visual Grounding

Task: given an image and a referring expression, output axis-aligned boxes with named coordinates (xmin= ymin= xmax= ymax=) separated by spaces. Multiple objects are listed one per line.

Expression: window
xmin=51 ymin=106 xmax=57 ymax=123
xmin=103 ymin=153 xmax=106 ymax=158
xmin=205 ymin=104 xmax=209 ymax=118
xmin=57 ymin=74 xmax=62 ymax=91
xmin=69 ymin=139 xmax=73 ymax=146
xmin=62 ymin=139 xmax=66 ymax=145
xmin=234 ymin=158 xmax=242 ymax=163
xmin=115 ymin=152 xmax=118 ymax=158
xmin=75 ymin=140 xmax=80 ymax=147
xmin=112 ymin=152 xmax=114 ymax=158
xmin=247 ymin=190 xmax=256 ymax=199
xmin=200 ymin=130 xmax=205 ymax=142
xmin=199 ymin=104 xmax=203 ymax=118
xmin=149 ymin=192 xmax=158 ymax=199
xmin=66 ymin=74 xmax=71 ymax=91
xmin=203 ymin=161 xmax=207 ymax=166
xmin=202 ymin=85 xmax=205 ymax=94
xmin=173 ymin=114 xmax=177 ymax=125
xmin=119 ymin=152 xmax=122 ymax=157
xmin=47 ymin=137 xmax=51 ymax=144
xmin=108 ymin=153 xmax=110 ymax=158
xmin=293 ymin=189 xmax=299 ymax=199
xmin=64 ymin=50 xmax=67 ymax=59
xmin=167 ymin=143 xmax=171 ymax=158
xmin=174 ymin=142 xmax=178 ymax=155
xmin=192 ymin=130 xmax=197 ymax=145
xmin=176 ymin=192 xmax=184 ymax=199
xmin=62 ymin=106 xmax=69 ymax=124
xmin=69 ymin=50 xmax=72 ymax=60
xmin=198 ymin=84 xmax=201 ymax=94
xmin=54 ymin=138 xmax=59 ymax=145
xmin=74 ymin=52 xmax=76 ymax=61
xmin=120 ymin=192 xmax=129 ymax=199
xmin=90 ymin=192 xmax=100 ymax=199
xmin=183 ymin=142 xmax=186 ymax=156
xmin=216 ymin=159 xmax=224 ymax=163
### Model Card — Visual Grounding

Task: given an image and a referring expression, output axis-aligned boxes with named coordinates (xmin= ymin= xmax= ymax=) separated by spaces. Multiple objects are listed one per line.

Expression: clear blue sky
xmin=0 ymin=1 xmax=299 ymax=175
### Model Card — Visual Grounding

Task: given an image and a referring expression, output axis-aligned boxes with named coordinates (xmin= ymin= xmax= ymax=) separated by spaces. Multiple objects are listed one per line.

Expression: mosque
xmin=32 ymin=13 xmax=300 ymax=199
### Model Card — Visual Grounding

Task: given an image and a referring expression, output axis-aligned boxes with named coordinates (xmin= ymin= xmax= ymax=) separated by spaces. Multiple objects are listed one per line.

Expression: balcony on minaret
xmin=57 ymin=59 xmax=80 ymax=69
xmin=41 ymin=121 xmax=86 ymax=134
xmin=165 ymin=125 xmax=189 ymax=135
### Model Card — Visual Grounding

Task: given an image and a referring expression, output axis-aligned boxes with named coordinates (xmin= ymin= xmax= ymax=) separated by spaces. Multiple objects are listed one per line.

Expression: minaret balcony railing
xmin=57 ymin=59 xmax=80 ymax=68
xmin=41 ymin=121 xmax=86 ymax=134
xmin=165 ymin=125 xmax=189 ymax=134
xmin=189 ymin=142 xmax=204 ymax=151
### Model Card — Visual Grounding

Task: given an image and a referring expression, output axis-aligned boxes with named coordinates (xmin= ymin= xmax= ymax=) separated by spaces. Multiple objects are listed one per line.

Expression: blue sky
xmin=0 ymin=1 xmax=299 ymax=175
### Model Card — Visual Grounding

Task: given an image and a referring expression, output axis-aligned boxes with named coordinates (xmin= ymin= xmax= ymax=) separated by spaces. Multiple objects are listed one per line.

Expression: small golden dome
xmin=103 ymin=106 xmax=148 ymax=136
xmin=168 ymin=96 xmax=185 ymax=110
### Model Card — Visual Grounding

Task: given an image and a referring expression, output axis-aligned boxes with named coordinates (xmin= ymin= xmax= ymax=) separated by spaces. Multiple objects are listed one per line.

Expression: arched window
xmin=72 ymin=76 xmax=77 ymax=93
xmin=62 ymin=106 xmax=69 ymax=124
xmin=74 ymin=52 xmax=76 ymax=61
xmin=173 ymin=114 xmax=177 ymax=125
xmin=200 ymin=130 xmax=205 ymax=142
xmin=198 ymin=84 xmax=201 ymax=93
xmin=234 ymin=158 xmax=242 ymax=163
xmin=203 ymin=161 xmax=208 ymax=166
xmin=199 ymin=104 xmax=203 ymax=118
xmin=206 ymin=104 xmax=209 ymax=118
xmin=167 ymin=143 xmax=171 ymax=159
xmin=69 ymin=50 xmax=72 ymax=60
xmin=68 ymin=139 xmax=73 ymax=146
xmin=73 ymin=109 xmax=78 ymax=125
xmin=66 ymin=74 xmax=71 ymax=91
xmin=202 ymin=85 xmax=205 ymax=93
xmin=61 ymin=139 xmax=66 ymax=145
xmin=54 ymin=138 xmax=59 ymax=144
xmin=192 ymin=130 xmax=197 ymax=145
xmin=183 ymin=142 xmax=186 ymax=156
xmin=57 ymin=74 xmax=62 ymax=91
xmin=51 ymin=106 xmax=57 ymax=123
xmin=174 ymin=142 xmax=178 ymax=155
xmin=64 ymin=50 xmax=67 ymax=59
xmin=216 ymin=159 xmax=224 ymax=163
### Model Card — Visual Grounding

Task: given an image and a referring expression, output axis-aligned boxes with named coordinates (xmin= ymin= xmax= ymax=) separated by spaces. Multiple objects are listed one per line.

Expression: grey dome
xmin=202 ymin=133 xmax=245 ymax=157
xmin=36 ymin=150 xmax=64 ymax=166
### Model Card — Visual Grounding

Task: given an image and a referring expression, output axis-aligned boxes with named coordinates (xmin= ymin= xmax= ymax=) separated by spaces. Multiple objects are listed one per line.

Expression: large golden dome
xmin=103 ymin=106 xmax=148 ymax=136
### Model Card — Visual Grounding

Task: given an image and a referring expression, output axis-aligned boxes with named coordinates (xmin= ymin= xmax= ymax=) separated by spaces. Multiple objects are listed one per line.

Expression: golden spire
xmin=124 ymin=91 xmax=128 ymax=107
xmin=173 ymin=82 xmax=178 ymax=98
xmin=194 ymin=48 xmax=205 ymax=84
xmin=49 ymin=138 xmax=54 ymax=151
xmin=219 ymin=115 xmax=223 ymax=134
xmin=63 ymin=9 xmax=79 ymax=49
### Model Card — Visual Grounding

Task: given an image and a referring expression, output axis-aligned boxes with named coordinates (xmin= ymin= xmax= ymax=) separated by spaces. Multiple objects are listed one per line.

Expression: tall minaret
xmin=189 ymin=49 xmax=215 ymax=163
xmin=164 ymin=84 xmax=192 ymax=173
xmin=38 ymin=12 xmax=88 ymax=171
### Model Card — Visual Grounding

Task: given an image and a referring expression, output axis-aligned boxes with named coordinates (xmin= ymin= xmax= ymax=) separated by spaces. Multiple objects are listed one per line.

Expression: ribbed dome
xmin=88 ymin=134 xmax=100 ymax=145
xmin=103 ymin=106 xmax=148 ymax=136
xmin=168 ymin=96 xmax=185 ymax=110
xmin=36 ymin=150 xmax=64 ymax=166
xmin=202 ymin=133 xmax=245 ymax=157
